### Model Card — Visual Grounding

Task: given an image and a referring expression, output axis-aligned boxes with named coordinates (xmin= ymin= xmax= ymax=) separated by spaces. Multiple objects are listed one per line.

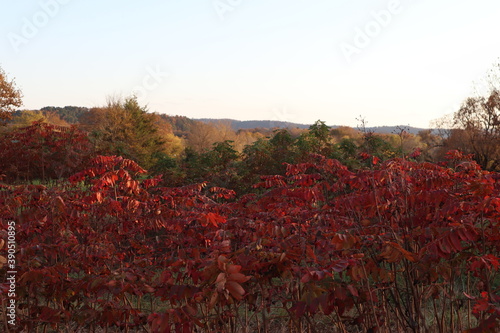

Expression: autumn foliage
xmin=0 ymin=122 xmax=92 ymax=182
xmin=0 ymin=68 xmax=23 ymax=125
xmin=0 ymin=149 xmax=499 ymax=332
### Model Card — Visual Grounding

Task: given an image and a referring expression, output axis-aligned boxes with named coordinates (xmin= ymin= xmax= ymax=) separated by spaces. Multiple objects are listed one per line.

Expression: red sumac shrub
xmin=0 ymin=152 xmax=498 ymax=332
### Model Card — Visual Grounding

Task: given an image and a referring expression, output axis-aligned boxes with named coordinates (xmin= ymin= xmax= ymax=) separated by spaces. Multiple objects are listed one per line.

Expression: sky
xmin=2 ymin=0 xmax=500 ymax=128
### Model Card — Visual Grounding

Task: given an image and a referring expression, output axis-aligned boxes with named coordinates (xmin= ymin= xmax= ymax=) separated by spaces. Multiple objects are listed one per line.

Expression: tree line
xmin=0 ymin=64 xmax=499 ymax=190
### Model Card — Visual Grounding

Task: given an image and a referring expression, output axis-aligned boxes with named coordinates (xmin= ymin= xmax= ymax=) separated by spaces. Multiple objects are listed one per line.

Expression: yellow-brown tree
xmin=0 ymin=67 xmax=23 ymax=125
xmin=80 ymin=97 xmax=171 ymax=169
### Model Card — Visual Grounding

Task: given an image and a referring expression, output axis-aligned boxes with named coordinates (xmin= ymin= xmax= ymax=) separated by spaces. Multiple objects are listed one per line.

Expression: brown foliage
xmin=79 ymin=97 xmax=168 ymax=168
xmin=452 ymin=90 xmax=500 ymax=170
xmin=9 ymin=110 xmax=70 ymax=128
xmin=0 ymin=67 xmax=23 ymax=125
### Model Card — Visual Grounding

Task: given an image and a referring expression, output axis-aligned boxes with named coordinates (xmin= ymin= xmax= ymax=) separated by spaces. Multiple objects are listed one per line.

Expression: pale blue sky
xmin=2 ymin=0 xmax=500 ymax=127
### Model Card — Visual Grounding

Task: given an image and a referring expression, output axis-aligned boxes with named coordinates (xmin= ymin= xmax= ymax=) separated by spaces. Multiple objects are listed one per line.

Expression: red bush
xmin=0 ymin=153 xmax=498 ymax=332
xmin=0 ymin=122 xmax=92 ymax=182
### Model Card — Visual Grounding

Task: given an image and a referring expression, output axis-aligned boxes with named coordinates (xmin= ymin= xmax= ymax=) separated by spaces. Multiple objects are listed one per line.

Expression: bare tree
xmin=187 ymin=120 xmax=237 ymax=153
xmin=453 ymin=90 xmax=500 ymax=170
xmin=187 ymin=121 xmax=218 ymax=153
xmin=430 ymin=113 xmax=454 ymax=140
xmin=432 ymin=61 xmax=500 ymax=170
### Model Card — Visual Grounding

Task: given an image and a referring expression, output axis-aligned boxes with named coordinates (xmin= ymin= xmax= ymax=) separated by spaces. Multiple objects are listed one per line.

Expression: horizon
xmin=195 ymin=117 xmax=431 ymax=130
xmin=2 ymin=0 xmax=500 ymax=128
xmin=26 ymin=107 xmax=434 ymax=130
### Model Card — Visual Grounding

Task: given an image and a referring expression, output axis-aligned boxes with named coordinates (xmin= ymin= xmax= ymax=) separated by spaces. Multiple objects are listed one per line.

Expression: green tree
xmin=241 ymin=138 xmax=274 ymax=176
xmin=242 ymin=129 xmax=298 ymax=178
xmin=181 ymin=140 xmax=241 ymax=189
xmin=360 ymin=132 xmax=396 ymax=160
xmin=296 ymin=120 xmax=334 ymax=157
xmin=331 ymin=137 xmax=360 ymax=169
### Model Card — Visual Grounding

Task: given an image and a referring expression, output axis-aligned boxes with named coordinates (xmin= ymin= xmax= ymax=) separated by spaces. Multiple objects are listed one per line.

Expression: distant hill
xmin=197 ymin=118 xmax=428 ymax=134
xmin=365 ymin=126 xmax=428 ymax=135
xmin=158 ymin=114 xmax=196 ymax=137
xmin=196 ymin=118 xmax=311 ymax=130
xmin=40 ymin=106 xmax=90 ymax=124
xmin=30 ymin=107 xmax=430 ymax=135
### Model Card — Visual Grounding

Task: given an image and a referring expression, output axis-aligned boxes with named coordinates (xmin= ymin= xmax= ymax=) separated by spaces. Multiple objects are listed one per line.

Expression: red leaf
xmin=225 ymin=281 xmax=245 ymax=300
xmin=449 ymin=232 xmax=463 ymax=251
xmin=347 ymin=284 xmax=359 ymax=297
xmin=229 ymin=272 xmax=251 ymax=283
xmin=332 ymin=260 xmax=349 ymax=272
xmin=202 ymin=212 xmax=226 ymax=227
xmin=290 ymin=301 xmax=307 ymax=317
xmin=227 ymin=264 xmax=241 ymax=274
